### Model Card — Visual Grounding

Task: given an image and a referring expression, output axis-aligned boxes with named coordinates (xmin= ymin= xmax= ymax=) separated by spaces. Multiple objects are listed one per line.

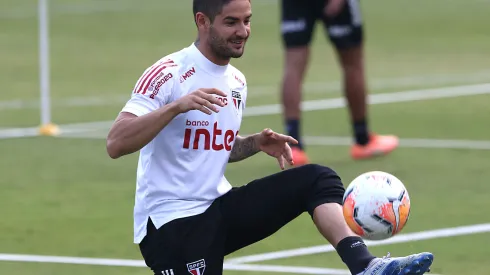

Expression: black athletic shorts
xmin=139 ymin=164 xmax=345 ymax=275
xmin=281 ymin=0 xmax=363 ymax=49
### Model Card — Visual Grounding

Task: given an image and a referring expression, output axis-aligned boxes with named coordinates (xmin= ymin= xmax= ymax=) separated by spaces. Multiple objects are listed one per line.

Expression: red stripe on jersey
xmin=140 ymin=65 xmax=169 ymax=95
xmin=134 ymin=60 xmax=175 ymax=94
xmin=133 ymin=68 xmax=151 ymax=93
xmin=134 ymin=65 xmax=163 ymax=94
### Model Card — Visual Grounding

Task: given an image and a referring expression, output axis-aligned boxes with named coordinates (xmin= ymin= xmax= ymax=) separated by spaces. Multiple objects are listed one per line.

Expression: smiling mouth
xmin=230 ymin=40 xmax=245 ymax=47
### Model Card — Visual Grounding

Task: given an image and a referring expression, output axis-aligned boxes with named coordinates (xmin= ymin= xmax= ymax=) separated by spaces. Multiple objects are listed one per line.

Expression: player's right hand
xmin=173 ymin=88 xmax=228 ymax=115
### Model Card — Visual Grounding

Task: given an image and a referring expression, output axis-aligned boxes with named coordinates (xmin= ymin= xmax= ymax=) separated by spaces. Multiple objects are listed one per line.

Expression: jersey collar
xmin=188 ymin=43 xmax=229 ymax=76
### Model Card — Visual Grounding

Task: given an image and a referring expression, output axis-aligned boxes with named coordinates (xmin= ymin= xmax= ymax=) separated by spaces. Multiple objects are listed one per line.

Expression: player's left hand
xmin=324 ymin=0 xmax=346 ymax=18
xmin=256 ymin=128 xmax=298 ymax=170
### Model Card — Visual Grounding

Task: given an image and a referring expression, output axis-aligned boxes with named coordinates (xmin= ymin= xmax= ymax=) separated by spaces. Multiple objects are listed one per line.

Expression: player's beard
xmin=208 ymin=26 xmax=246 ymax=60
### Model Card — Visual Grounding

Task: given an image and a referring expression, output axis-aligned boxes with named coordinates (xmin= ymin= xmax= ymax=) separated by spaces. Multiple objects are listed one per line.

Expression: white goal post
xmin=38 ymin=0 xmax=59 ymax=136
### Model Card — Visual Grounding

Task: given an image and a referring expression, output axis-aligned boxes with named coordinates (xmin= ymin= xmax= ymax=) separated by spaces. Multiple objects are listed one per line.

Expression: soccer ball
xmin=342 ymin=171 xmax=411 ymax=241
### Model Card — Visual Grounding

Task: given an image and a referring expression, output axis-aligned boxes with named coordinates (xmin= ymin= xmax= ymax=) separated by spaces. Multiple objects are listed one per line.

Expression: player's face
xmin=208 ymin=0 xmax=252 ymax=59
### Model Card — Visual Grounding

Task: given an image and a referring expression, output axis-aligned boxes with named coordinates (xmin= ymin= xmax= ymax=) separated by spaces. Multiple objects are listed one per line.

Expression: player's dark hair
xmin=193 ymin=0 xmax=234 ymax=23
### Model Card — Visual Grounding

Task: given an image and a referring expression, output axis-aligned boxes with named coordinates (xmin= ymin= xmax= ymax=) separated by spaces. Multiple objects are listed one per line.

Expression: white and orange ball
xmin=342 ymin=171 xmax=411 ymax=240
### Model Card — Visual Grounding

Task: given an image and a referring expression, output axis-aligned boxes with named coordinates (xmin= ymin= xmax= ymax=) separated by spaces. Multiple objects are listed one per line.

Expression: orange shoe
xmin=291 ymin=146 xmax=309 ymax=166
xmin=350 ymin=134 xmax=399 ymax=160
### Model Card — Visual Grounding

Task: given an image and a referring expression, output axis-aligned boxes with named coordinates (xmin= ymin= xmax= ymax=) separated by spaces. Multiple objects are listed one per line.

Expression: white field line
xmin=2 ymin=72 xmax=490 ymax=111
xmin=243 ymin=82 xmax=490 ymax=116
xmin=1 ymin=223 xmax=483 ymax=273
xmin=0 ymin=253 xmax=351 ymax=275
xmin=4 ymin=224 xmax=484 ymax=273
xmin=225 ymin=264 xmax=441 ymax=275
xmin=1 ymin=82 xmax=490 ymax=140
xmin=225 ymin=223 xmax=490 ymax=264
xmin=0 ymin=127 xmax=40 ymax=139
xmin=0 ymin=254 xmax=145 ymax=267
xmin=283 ymin=70 xmax=490 ymax=97
xmin=303 ymin=136 xmax=490 ymax=150
xmin=225 ymin=264 xmax=351 ymax=275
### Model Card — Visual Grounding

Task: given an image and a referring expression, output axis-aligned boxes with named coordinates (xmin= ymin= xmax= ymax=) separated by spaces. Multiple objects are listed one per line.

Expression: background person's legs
xmin=280 ymin=0 xmax=318 ymax=165
xmin=322 ymin=0 xmax=399 ymax=160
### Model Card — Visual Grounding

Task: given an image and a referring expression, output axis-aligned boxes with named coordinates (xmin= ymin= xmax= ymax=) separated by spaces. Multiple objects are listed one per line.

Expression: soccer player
xmin=106 ymin=0 xmax=434 ymax=274
xmin=280 ymin=0 xmax=399 ymax=164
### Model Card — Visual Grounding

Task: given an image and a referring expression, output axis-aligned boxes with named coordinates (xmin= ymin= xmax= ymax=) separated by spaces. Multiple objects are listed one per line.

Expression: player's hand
xmin=174 ymin=88 xmax=228 ymax=115
xmin=324 ymin=0 xmax=346 ymax=18
xmin=256 ymin=128 xmax=299 ymax=170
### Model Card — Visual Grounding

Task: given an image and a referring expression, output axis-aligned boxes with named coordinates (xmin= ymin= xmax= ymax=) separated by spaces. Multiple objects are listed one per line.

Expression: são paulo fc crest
xmin=232 ymin=90 xmax=242 ymax=110
xmin=187 ymin=259 xmax=206 ymax=275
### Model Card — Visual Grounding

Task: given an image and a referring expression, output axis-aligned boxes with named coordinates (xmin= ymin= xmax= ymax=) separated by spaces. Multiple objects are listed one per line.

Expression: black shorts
xmin=139 ymin=164 xmax=345 ymax=275
xmin=281 ymin=0 xmax=363 ymax=49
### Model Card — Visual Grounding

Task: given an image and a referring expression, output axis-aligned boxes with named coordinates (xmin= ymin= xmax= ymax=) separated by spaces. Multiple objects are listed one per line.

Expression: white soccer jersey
xmin=120 ymin=43 xmax=248 ymax=244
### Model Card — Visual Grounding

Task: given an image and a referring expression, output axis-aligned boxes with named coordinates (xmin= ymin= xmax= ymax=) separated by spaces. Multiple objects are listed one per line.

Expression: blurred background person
xmin=279 ymin=0 xmax=399 ymax=165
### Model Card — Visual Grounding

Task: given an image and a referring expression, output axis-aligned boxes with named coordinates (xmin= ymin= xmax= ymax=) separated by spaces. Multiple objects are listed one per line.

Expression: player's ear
xmin=195 ymin=12 xmax=211 ymax=30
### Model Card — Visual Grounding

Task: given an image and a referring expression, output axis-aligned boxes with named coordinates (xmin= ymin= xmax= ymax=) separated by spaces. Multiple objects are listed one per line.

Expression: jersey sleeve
xmin=121 ymin=61 xmax=177 ymax=117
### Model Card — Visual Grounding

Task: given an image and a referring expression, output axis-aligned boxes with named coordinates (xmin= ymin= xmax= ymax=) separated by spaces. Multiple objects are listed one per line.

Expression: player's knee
xmin=298 ymin=164 xmax=345 ymax=194
xmin=336 ymin=46 xmax=363 ymax=73
xmin=298 ymin=164 xmax=345 ymax=215
xmin=284 ymin=47 xmax=309 ymax=75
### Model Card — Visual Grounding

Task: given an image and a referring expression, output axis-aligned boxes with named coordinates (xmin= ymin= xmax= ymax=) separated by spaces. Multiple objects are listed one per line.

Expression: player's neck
xmin=194 ymin=40 xmax=230 ymax=66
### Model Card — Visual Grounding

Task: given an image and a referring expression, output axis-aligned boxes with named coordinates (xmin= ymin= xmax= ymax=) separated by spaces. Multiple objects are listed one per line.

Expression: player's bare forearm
xmin=228 ymin=134 xmax=261 ymax=163
xmin=106 ymin=103 xmax=180 ymax=159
